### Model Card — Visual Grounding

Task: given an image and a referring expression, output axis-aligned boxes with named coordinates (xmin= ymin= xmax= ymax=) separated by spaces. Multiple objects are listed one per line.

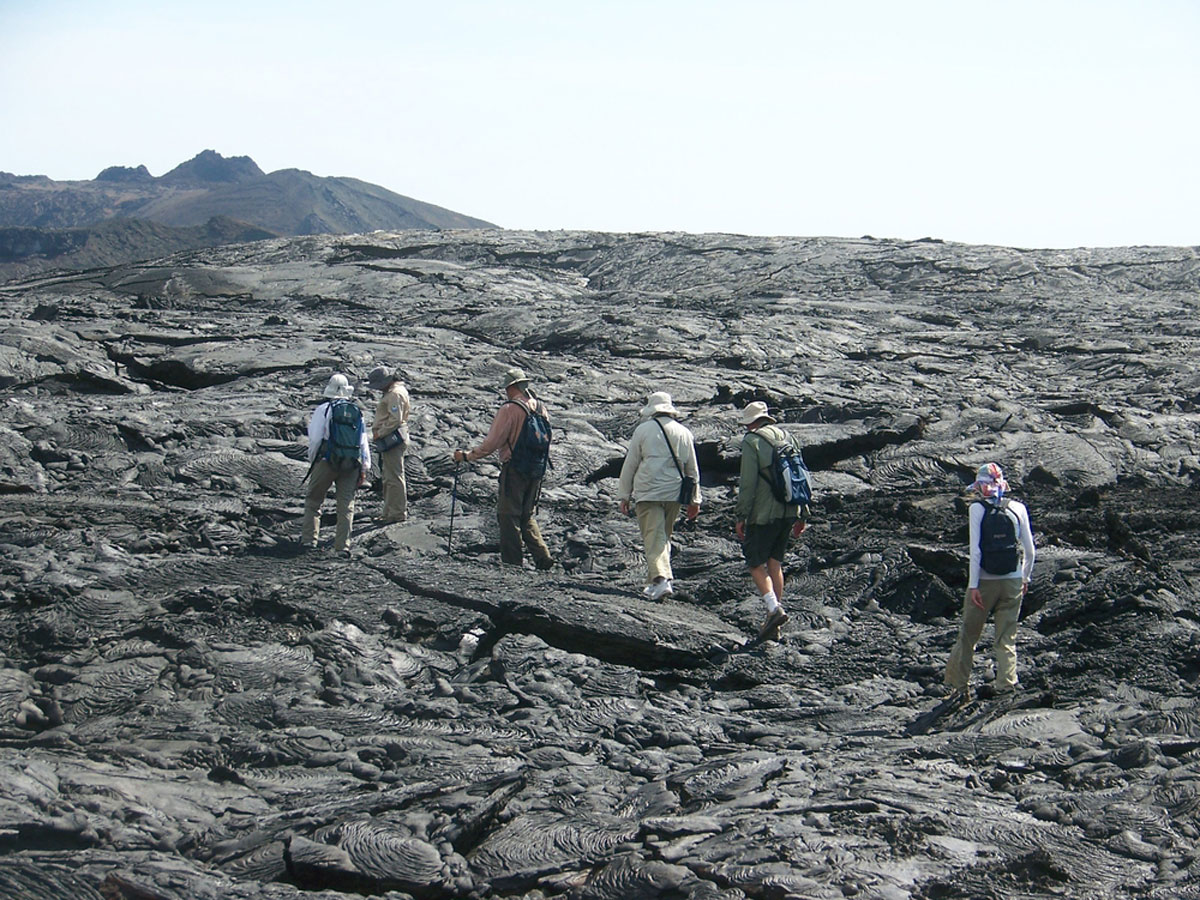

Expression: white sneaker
xmin=646 ymin=580 xmax=673 ymax=600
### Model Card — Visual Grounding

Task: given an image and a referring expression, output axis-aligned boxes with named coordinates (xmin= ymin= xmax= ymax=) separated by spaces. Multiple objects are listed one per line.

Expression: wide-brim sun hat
xmin=322 ymin=373 xmax=353 ymax=399
xmin=640 ymin=391 xmax=679 ymax=418
xmin=738 ymin=401 xmax=776 ymax=426
xmin=503 ymin=367 xmax=530 ymax=390
xmin=366 ymin=365 xmax=394 ymax=391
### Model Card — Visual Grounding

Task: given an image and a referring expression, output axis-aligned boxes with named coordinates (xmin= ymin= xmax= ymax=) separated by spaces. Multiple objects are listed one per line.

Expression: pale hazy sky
xmin=2 ymin=0 xmax=1197 ymax=248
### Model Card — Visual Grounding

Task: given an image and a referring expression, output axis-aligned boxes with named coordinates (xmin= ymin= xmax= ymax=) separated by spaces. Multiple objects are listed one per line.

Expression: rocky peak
xmin=159 ymin=149 xmax=264 ymax=185
xmin=95 ymin=164 xmax=154 ymax=183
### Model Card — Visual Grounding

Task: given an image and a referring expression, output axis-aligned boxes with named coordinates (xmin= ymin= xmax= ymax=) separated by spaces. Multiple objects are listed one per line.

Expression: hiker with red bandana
xmin=944 ymin=462 xmax=1036 ymax=697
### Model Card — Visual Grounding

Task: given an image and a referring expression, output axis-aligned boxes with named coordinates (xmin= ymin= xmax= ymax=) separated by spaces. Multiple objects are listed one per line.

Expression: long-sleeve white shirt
xmin=617 ymin=415 xmax=701 ymax=505
xmin=306 ymin=401 xmax=371 ymax=469
xmin=968 ymin=497 xmax=1035 ymax=588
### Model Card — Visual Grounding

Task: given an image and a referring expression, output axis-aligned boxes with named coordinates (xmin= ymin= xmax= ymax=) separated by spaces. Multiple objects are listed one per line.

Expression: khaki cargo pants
xmin=497 ymin=463 xmax=552 ymax=568
xmin=944 ymin=577 xmax=1024 ymax=690
xmin=302 ymin=459 xmax=359 ymax=552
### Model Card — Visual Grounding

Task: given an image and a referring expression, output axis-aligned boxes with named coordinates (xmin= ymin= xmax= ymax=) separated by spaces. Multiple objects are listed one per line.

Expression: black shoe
xmin=945 ymin=685 xmax=969 ymax=704
xmin=985 ymin=682 xmax=1019 ymax=700
xmin=535 ymin=557 xmax=555 ymax=571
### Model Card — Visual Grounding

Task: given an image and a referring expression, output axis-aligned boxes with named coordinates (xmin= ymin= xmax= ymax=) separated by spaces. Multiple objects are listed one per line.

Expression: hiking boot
xmin=757 ymin=608 xmax=789 ymax=641
xmin=943 ymin=684 xmax=969 ymax=703
xmin=982 ymin=682 xmax=1019 ymax=700
xmin=535 ymin=556 xmax=555 ymax=571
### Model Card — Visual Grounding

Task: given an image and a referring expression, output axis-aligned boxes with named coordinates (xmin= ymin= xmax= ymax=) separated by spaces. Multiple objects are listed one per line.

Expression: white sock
xmin=762 ymin=591 xmax=779 ymax=613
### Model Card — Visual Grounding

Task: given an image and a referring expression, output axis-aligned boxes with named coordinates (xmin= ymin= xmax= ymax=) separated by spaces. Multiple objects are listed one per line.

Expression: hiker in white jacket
xmin=944 ymin=462 xmax=1036 ymax=696
xmin=302 ymin=374 xmax=371 ymax=553
xmin=617 ymin=392 xmax=701 ymax=599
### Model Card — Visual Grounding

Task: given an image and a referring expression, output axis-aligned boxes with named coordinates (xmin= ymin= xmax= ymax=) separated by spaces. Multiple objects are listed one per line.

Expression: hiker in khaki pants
xmin=367 ymin=365 xmax=411 ymax=525
xmin=617 ymin=392 xmax=701 ymax=600
xmin=301 ymin=374 xmax=370 ymax=552
xmin=944 ymin=463 xmax=1036 ymax=696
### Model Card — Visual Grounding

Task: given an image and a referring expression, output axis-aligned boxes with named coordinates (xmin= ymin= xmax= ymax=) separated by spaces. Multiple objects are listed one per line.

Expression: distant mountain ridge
xmin=0 ymin=150 xmax=495 ymax=280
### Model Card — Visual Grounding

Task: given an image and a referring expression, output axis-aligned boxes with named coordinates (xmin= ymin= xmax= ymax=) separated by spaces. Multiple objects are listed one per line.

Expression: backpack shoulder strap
xmin=501 ymin=398 xmax=531 ymax=453
xmin=504 ymin=398 xmax=540 ymax=421
xmin=973 ymin=498 xmax=998 ymax=519
xmin=751 ymin=428 xmax=782 ymax=495
xmin=751 ymin=427 xmax=782 ymax=469
xmin=652 ymin=417 xmax=684 ymax=477
xmin=998 ymin=497 xmax=1020 ymax=535
xmin=758 ymin=424 xmax=786 ymax=448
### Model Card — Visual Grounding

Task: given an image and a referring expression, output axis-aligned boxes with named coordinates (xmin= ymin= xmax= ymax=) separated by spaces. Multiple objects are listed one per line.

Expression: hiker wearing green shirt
xmin=734 ymin=401 xmax=808 ymax=641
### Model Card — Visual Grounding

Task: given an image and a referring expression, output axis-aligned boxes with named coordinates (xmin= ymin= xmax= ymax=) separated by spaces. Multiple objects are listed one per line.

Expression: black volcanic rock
xmin=0 ymin=226 xmax=89 ymax=262
xmin=0 ymin=230 xmax=1198 ymax=899
xmin=0 ymin=216 xmax=279 ymax=280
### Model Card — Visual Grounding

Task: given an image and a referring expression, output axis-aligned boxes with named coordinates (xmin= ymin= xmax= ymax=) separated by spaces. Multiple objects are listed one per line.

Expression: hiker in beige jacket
xmin=617 ymin=392 xmax=700 ymax=599
xmin=367 ymin=366 xmax=411 ymax=524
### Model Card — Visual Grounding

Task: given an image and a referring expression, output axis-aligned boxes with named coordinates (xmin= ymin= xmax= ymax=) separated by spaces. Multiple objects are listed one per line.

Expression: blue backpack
xmin=757 ymin=429 xmax=812 ymax=506
xmin=505 ymin=399 xmax=551 ymax=479
xmin=324 ymin=400 xmax=364 ymax=472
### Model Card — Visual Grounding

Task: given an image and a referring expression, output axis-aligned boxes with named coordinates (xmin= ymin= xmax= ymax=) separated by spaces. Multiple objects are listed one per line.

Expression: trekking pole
xmin=300 ymin=455 xmax=319 ymax=485
xmin=447 ymin=461 xmax=460 ymax=553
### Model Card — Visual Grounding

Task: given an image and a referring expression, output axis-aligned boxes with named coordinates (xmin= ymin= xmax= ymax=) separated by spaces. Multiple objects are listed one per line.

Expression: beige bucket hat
xmin=503 ymin=367 xmax=530 ymax=390
xmin=640 ymin=391 xmax=680 ymax=418
xmin=738 ymin=401 xmax=776 ymax=426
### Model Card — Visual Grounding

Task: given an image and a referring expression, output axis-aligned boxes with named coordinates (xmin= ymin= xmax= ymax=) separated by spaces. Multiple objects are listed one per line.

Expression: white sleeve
xmin=682 ymin=429 xmax=701 ymax=504
xmin=306 ymin=403 xmax=329 ymax=463
xmin=617 ymin=425 xmax=644 ymax=501
xmin=360 ymin=420 xmax=372 ymax=470
xmin=1016 ymin=502 xmax=1036 ymax=581
xmin=967 ymin=502 xmax=983 ymax=589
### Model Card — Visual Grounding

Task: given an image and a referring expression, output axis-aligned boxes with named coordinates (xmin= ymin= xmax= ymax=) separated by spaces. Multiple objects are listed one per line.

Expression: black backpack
xmin=976 ymin=499 xmax=1019 ymax=574
xmin=505 ymin=399 xmax=551 ymax=479
xmin=756 ymin=428 xmax=813 ymax=506
xmin=324 ymin=400 xmax=365 ymax=472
